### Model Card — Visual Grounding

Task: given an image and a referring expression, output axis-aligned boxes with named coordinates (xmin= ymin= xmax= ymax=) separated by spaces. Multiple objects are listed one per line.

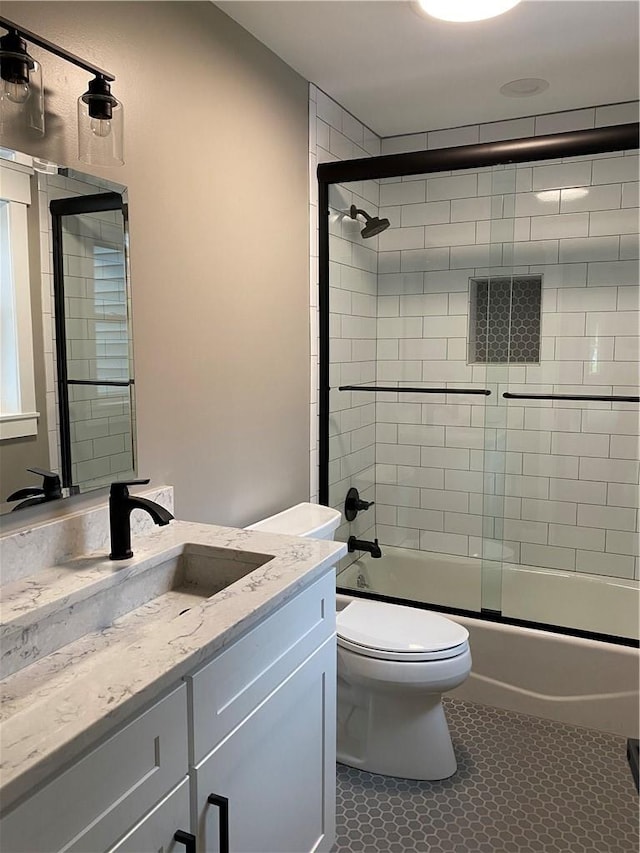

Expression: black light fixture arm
xmin=0 ymin=15 xmax=115 ymax=80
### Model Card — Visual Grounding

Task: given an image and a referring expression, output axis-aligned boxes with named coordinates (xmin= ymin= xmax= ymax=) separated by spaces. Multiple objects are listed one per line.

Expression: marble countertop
xmin=0 ymin=520 xmax=346 ymax=813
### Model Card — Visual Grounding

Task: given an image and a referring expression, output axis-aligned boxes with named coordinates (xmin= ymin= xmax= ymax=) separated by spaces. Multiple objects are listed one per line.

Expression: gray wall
xmin=2 ymin=2 xmax=310 ymax=525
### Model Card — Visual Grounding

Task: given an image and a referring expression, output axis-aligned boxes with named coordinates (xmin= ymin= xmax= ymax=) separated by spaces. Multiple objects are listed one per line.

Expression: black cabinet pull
xmin=174 ymin=829 xmax=197 ymax=853
xmin=208 ymin=793 xmax=230 ymax=853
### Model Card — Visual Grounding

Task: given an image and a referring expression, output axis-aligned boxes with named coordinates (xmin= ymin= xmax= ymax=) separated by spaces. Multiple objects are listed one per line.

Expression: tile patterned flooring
xmin=334 ymin=698 xmax=638 ymax=853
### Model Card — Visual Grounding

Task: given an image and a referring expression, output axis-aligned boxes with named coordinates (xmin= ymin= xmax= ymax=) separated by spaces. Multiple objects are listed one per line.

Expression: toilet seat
xmin=337 ymin=600 xmax=469 ymax=662
xmin=337 ymin=635 xmax=468 ymax=661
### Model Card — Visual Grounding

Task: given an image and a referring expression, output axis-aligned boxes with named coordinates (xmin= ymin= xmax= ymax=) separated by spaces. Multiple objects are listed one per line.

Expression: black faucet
xmin=347 ymin=536 xmax=382 ymax=559
xmin=7 ymin=467 xmax=63 ymax=511
xmin=109 ymin=479 xmax=174 ymax=560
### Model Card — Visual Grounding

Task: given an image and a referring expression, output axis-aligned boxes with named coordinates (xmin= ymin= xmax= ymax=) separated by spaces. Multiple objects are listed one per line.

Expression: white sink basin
xmin=1 ymin=543 xmax=274 ymax=680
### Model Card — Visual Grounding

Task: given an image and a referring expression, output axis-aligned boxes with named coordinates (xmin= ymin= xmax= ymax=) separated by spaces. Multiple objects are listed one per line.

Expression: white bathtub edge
xmin=336 ymin=592 xmax=640 ymax=739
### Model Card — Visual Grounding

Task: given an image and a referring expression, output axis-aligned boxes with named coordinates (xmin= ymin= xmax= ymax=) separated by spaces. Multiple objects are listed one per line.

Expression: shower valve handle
xmin=345 ymin=487 xmax=375 ymax=522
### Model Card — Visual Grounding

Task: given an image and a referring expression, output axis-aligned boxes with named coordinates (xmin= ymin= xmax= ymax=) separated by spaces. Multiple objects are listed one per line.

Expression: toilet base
xmin=337 ymin=680 xmax=457 ymax=780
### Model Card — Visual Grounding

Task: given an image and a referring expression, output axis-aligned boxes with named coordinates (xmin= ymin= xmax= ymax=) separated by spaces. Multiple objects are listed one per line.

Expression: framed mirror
xmin=0 ymin=147 xmax=136 ymax=515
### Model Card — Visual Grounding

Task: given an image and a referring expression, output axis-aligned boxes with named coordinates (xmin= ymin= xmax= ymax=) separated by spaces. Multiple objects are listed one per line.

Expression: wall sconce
xmin=0 ymin=29 xmax=44 ymax=135
xmin=78 ymin=75 xmax=123 ymax=166
xmin=0 ymin=16 xmax=124 ymax=167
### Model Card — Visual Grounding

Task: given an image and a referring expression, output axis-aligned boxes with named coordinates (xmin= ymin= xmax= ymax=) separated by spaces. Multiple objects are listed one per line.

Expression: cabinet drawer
xmin=107 ymin=777 xmax=191 ymax=853
xmin=190 ymin=570 xmax=335 ymax=763
xmin=0 ymin=685 xmax=188 ymax=853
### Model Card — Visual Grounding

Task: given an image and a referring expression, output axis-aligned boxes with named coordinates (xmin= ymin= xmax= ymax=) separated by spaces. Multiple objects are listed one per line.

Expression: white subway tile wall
xmin=311 ymin=89 xmax=639 ymax=583
xmin=310 ymin=85 xmax=381 ymax=566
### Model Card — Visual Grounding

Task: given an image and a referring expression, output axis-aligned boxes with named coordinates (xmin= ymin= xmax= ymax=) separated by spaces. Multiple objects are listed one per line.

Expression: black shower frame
xmin=317 ymin=121 xmax=639 ymax=647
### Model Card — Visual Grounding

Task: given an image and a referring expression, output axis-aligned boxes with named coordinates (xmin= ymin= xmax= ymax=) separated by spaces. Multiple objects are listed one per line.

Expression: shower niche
xmin=468 ymin=275 xmax=542 ymax=364
xmin=318 ymin=122 xmax=640 ymax=643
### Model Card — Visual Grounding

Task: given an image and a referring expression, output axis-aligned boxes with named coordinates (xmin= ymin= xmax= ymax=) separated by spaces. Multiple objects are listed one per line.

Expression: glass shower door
xmin=472 ymin=168 xmax=520 ymax=613
xmin=321 ymin=129 xmax=638 ymax=642
xmin=328 ymin=173 xmax=503 ymax=616
xmin=488 ymin=149 xmax=640 ymax=640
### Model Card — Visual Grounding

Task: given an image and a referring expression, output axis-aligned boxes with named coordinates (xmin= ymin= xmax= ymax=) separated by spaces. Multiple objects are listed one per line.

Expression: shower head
xmin=349 ymin=204 xmax=390 ymax=239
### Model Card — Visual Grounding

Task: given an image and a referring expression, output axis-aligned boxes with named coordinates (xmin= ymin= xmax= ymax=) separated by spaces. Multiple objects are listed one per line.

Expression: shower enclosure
xmin=318 ymin=122 xmax=639 ymax=644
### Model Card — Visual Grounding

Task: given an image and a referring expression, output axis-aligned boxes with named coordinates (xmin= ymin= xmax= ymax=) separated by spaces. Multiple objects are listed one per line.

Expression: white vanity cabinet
xmin=0 ymin=685 xmax=190 ymax=853
xmin=0 ymin=570 xmax=337 ymax=853
xmin=193 ymin=637 xmax=335 ymax=853
xmin=188 ymin=571 xmax=337 ymax=853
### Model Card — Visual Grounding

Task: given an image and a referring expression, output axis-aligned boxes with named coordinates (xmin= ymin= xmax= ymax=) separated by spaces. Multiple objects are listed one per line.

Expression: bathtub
xmin=337 ymin=546 xmax=640 ymax=739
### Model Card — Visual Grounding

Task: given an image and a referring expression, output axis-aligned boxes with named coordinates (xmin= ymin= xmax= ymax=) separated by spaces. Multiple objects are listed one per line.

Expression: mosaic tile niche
xmin=469 ymin=275 xmax=542 ymax=364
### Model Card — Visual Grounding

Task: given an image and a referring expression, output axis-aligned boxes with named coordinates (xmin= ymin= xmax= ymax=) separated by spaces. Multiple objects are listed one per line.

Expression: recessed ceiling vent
xmin=500 ymin=78 xmax=549 ymax=98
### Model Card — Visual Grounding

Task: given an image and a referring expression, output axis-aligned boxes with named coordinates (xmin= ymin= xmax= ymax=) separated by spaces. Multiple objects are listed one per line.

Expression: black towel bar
xmin=338 ymin=386 xmax=491 ymax=395
xmin=502 ymin=392 xmax=640 ymax=403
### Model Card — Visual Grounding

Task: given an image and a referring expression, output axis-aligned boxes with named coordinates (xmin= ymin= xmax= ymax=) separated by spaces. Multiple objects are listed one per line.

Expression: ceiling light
xmin=416 ymin=0 xmax=521 ymax=22
xmin=500 ymin=78 xmax=550 ymax=98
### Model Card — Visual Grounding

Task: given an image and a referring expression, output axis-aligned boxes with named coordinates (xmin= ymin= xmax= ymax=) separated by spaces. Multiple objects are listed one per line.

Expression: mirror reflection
xmin=0 ymin=148 xmax=136 ymax=515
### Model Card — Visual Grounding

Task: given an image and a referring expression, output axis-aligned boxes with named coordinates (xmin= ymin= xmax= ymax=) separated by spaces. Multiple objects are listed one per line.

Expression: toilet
xmin=246 ymin=502 xmax=472 ymax=781
xmin=336 ymin=599 xmax=470 ymax=780
xmin=245 ymin=501 xmax=342 ymax=540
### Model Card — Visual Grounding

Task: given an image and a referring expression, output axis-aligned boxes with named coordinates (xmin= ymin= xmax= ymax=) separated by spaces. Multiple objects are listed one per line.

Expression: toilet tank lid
xmin=337 ymin=600 xmax=469 ymax=654
xmin=246 ymin=502 xmax=342 ymax=538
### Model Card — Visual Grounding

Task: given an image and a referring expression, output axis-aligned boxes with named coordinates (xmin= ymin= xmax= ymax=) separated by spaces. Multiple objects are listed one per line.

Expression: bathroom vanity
xmin=0 ymin=494 xmax=346 ymax=852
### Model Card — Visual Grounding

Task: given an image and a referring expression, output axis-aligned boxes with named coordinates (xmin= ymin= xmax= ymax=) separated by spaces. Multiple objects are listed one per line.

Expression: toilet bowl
xmin=336 ymin=599 xmax=470 ymax=780
xmin=246 ymin=502 xmax=471 ymax=781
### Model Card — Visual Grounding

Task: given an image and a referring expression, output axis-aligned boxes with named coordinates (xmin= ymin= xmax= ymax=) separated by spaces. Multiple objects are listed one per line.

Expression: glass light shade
xmin=78 ymin=94 xmax=124 ymax=167
xmin=0 ymin=56 xmax=44 ymax=136
xmin=417 ymin=0 xmax=521 ymax=22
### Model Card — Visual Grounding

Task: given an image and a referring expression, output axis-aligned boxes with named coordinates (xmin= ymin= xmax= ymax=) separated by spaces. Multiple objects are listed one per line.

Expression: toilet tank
xmin=246 ymin=502 xmax=342 ymax=541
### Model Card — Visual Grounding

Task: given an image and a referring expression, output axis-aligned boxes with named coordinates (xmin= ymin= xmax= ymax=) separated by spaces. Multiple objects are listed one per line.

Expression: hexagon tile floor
xmin=333 ymin=698 xmax=638 ymax=853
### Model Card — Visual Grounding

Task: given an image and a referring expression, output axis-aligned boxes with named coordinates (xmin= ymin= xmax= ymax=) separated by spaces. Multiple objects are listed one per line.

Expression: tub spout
xmin=348 ymin=536 xmax=382 ymax=558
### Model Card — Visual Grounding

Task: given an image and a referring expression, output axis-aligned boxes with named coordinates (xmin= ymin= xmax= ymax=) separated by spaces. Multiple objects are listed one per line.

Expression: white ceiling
xmin=215 ymin=0 xmax=639 ymax=138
